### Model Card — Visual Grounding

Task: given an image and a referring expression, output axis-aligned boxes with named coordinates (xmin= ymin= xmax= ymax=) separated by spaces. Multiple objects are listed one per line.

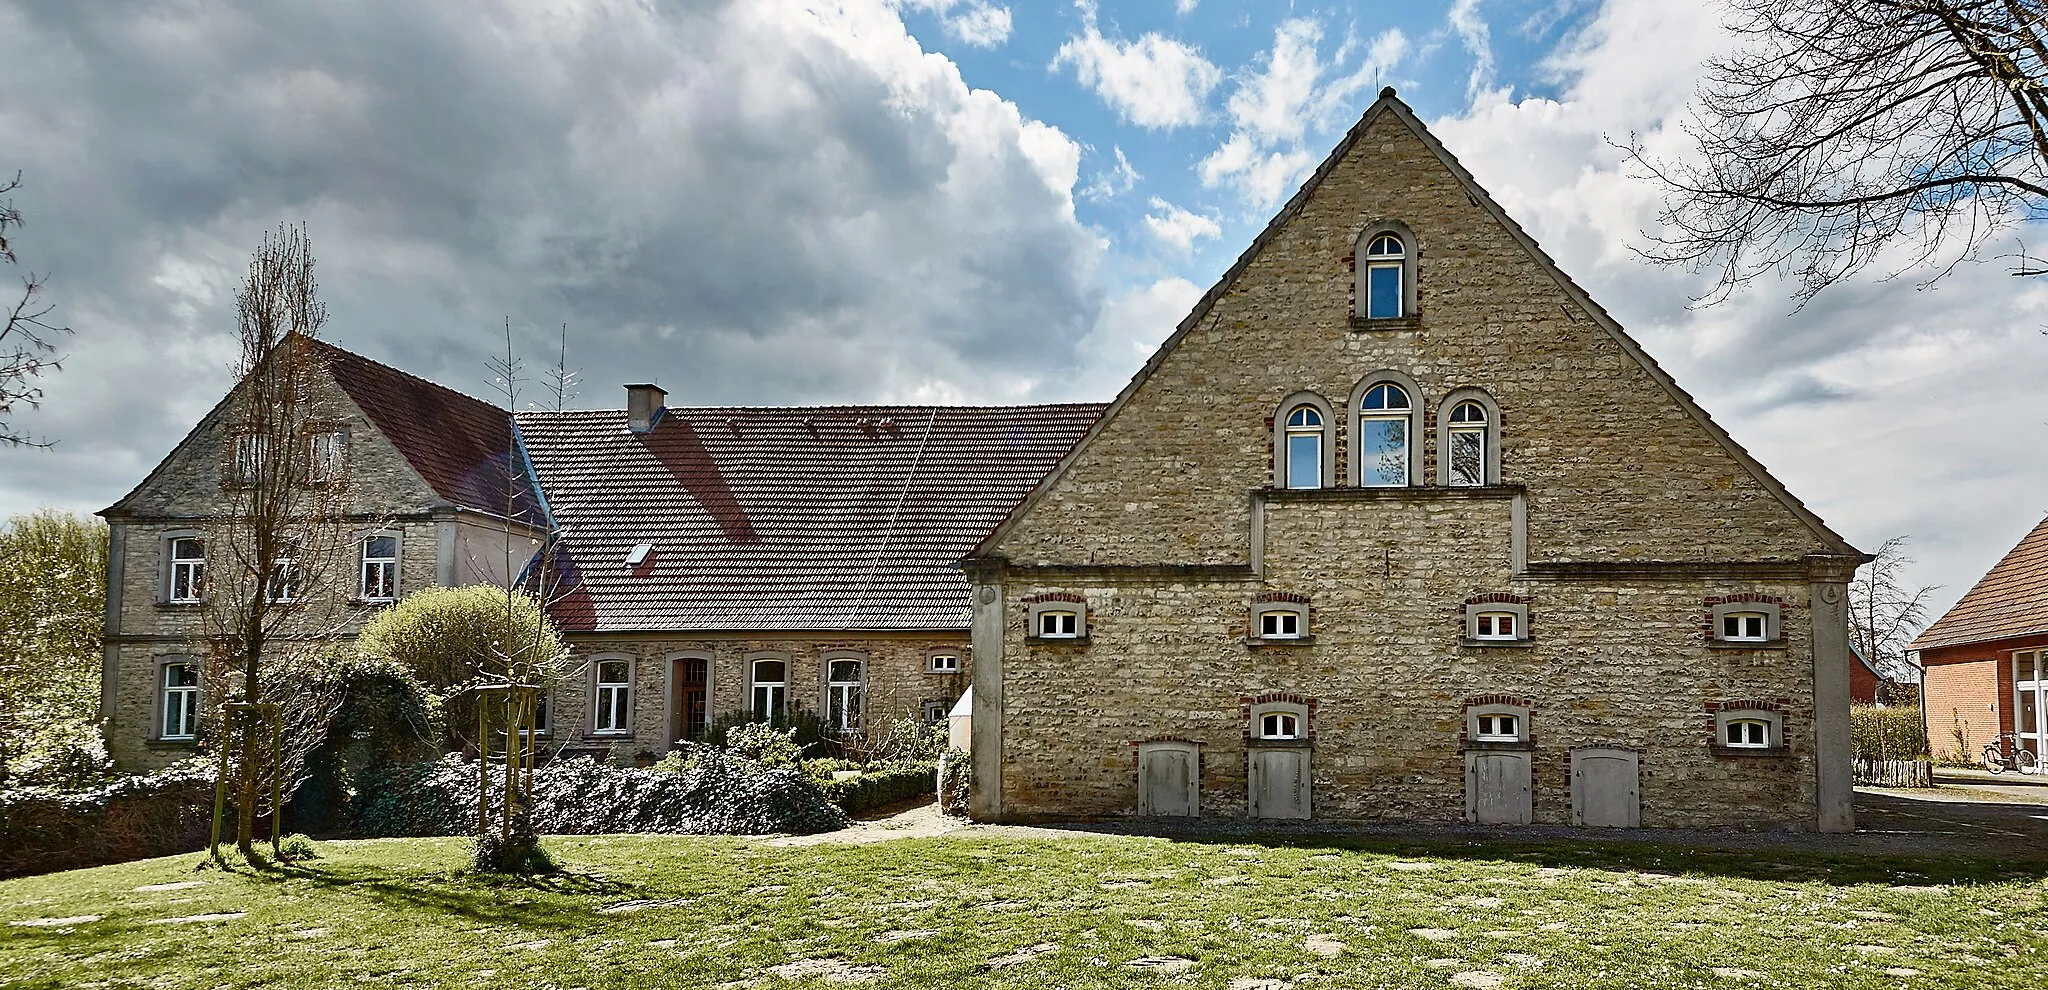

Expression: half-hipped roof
xmin=518 ymin=403 xmax=1103 ymax=632
xmin=1911 ymin=514 xmax=2048 ymax=651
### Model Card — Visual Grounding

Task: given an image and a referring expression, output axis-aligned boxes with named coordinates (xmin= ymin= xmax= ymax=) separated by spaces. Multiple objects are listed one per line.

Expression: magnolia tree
xmin=202 ymin=226 xmax=360 ymax=860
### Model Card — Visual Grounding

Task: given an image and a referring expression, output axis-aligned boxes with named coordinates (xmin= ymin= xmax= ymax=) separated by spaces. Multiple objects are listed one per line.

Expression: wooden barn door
xmin=1248 ymin=748 xmax=1311 ymax=819
xmin=1464 ymin=751 xmax=1532 ymax=824
xmin=1137 ymin=742 xmax=1200 ymax=817
xmin=1571 ymin=748 xmax=1641 ymax=827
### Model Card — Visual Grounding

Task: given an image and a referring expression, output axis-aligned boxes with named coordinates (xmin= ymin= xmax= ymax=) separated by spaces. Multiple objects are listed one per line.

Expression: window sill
xmin=926 ymin=668 xmax=964 ymax=676
xmin=354 ymin=598 xmax=398 ymax=608
xmin=155 ymin=601 xmax=203 ymax=609
xmin=1710 ymin=745 xmax=1790 ymax=758
xmin=582 ymin=732 xmax=633 ymax=741
xmin=1707 ymin=639 xmax=1786 ymax=650
xmin=1243 ymin=635 xmax=1315 ymax=647
xmin=1024 ymin=635 xmax=1089 ymax=645
xmin=1460 ymin=740 xmax=1535 ymax=753
xmin=1246 ymin=737 xmax=1312 ymax=749
xmin=146 ymin=738 xmax=199 ymax=749
xmin=1349 ymin=315 xmax=1422 ymax=331
xmin=1460 ymin=637 xmax=1535 ymax=649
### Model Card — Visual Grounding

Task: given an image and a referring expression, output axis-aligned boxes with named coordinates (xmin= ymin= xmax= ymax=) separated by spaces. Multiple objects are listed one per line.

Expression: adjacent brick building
xmin=962 ymin=90 xmax=1863 ymax=831
xmin=1912 ymin=514 xmax=2048 ymax=761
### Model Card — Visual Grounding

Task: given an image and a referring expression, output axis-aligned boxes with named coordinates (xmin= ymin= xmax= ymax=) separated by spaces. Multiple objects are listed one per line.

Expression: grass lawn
xmin=3 ymin=828 xmax=2046 ymax=989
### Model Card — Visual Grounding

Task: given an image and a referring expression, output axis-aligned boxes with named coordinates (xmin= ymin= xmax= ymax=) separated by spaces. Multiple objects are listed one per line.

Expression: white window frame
xmin=1474 ymin=611 xmax=1516 ymax=640
xmin=592 ymin=657 xmax=633 ymax=735
xmin=921 ymin=699 xmax=951 ymax=724
xmin=1248 ymin=700 xmax=1311 ymax=742
xmin=159 ymin=660 xmax=201 ymax=741
xmin=1714 ymin=708 xmax=1784 ymax=750
xmin=1710 ymin=601 xmax=1782 ymax=644
xmin=360 ymin=533 xmax=400 ymax=602
xmin=824 ymin=655 xmax=865 ymax=734
xmin=750 ymin=655 xmax=789 ymax=716
xmin=1466 ymin=703 xmax=1531 ymax=743
xmin=1435 ymin=389 xmax=1502 ymax=488
xmin=1349 ymin=373 xmax=1421 ymax=488
xmin=1463 ymin=601 xmax=1530 ymax=643
xmin=1259 ymin=711 xmax=1301 ymax=739
xmin=167 ymin=535 xmax=206 ymax=604
xmin=1359 ymin=232 xmax=1409 ymax=319
xmin=1250 ymin=601 xmax=1310 ymax=641
xmin=927 ymin=652 xmax=962 ymax=674
xmin=264 ymin=543 xmax=300 ymax=604
xmin=1722 ymin=612 xmax=1768 ymax=642
xmin=1028 ymin=601 xmax=1087 ymax=640
xmin=307 ymin=431 xmax=345 ymax=483
xmin=232 ymin=434 xmax=269 ymax=483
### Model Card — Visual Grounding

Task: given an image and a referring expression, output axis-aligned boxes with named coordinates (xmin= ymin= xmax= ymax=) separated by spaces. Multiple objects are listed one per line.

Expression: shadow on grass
xmin=240 ymin=858 xmax=641 ymax=930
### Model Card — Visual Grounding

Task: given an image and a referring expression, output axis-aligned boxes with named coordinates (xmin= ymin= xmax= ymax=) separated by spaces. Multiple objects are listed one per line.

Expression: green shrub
xmin=273 ymin=833 xmax=320 ymax=861
xmin=1850 ymin=704 xmax=1928 ymax=761
xmin=0 ymin=759 xmax=216 ymax=878
xmin=938 ymin=748 xmax=971 ymax=815
xmin=288 ymin=658 xmax=442 ymax=834
xmin=816 ymin=760 xmax=937 ymax=814
xmin=699 ymin=704 xmax=837 ymax=757
xmin=803 ymin=758 xmax=861 ymax=779
xmin=726 ymin=723 xmax=803 ymax=767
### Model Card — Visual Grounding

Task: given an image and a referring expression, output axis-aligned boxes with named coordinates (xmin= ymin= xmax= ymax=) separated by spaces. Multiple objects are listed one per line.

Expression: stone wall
xmin=992 ymin=573 xmax=1817 ymax=828
xmin=545 ymin=633 xmax=969 ymax=762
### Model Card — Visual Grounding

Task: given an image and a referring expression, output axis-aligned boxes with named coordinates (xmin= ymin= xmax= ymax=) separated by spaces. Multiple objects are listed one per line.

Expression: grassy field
xmin=2 ymin=827 xmax=2045 ymax=989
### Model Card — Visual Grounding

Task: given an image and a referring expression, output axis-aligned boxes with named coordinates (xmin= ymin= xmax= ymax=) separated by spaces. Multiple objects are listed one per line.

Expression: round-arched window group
xmin=1277 ymin=380 xmax=1499 ymax=491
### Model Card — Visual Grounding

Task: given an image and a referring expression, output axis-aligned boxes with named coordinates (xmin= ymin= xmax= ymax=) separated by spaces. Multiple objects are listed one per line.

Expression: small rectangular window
xmin=922 ymin=700 xmax=950 ymax=724
xmin=1260 ymin=610 xmax=1302 ymax=639
xmin=1259 ymin=712 xmax=1300 ymax=739
xmin=929 ymin=653 xmax=961 ymax=673
xmin=1475 ymin=713 xmax=1519 ymax=741
xmin=1722 ymin=613 xmax=1767 ymax=641
xmin=1366 ymin=264 xmax=1402 ymax=319
xmin=1475 ymin=612 xmax=1516 ymax=640
xmin=361 ymin=536 xmax=399 ymax=601
xmin=752 ymin=659 xmax=787 ymax=715
xmin=169 ymin=537 xmax=206 ymax=603
xmin=1038 ymin=610 xmax=1078 ymax=638
xmin=265 ymin=553 xmax=299 ymax=603
xmin=1725 ymin=719 xmax=1770 ymax=747
xmin=233 ymin=434 xmax=269 ymax=482
xmin=161 ymin=662 xmax=200 ymax=739
xmin=593 ymin=659 xmax=631 ymax=734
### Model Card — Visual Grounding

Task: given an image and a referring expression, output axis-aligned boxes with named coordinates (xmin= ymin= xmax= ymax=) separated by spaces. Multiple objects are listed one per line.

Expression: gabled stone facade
xmin=964 ymin=91 xmax=1862 ymax=831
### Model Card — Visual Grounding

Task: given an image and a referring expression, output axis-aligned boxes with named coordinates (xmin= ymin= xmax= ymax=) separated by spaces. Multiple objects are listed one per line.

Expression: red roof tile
xmin=517 ymin=404 xmax=1103 ymax=632
xmin=1911 ymin=514 xmax=2048 ymax=651
xmin=309 ymin=338 xmax=542 ymax=525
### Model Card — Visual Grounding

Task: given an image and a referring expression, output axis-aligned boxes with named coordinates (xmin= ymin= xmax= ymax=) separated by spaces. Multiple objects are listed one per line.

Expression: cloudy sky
xmin=2 ymin=0 xmax=2041 ymax=619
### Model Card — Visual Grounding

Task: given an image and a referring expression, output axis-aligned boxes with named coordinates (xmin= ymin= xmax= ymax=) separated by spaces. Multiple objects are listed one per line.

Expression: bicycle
xmin=1982 ymin=732 xmax=2040 ymax=775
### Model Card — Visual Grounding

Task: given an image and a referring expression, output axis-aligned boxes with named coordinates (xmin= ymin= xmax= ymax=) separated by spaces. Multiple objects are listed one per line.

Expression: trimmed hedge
xmin=353 ymin=751 xmax=848 ymax=838
xmin=0 ymin=760 xmax=216 ymax=878
xmin=817 ymin=760 xmax=936 ymax=814
xmin=1850 ymin=704 xmax=1928 ymax=762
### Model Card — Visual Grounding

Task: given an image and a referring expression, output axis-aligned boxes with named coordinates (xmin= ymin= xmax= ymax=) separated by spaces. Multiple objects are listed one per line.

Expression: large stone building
xmin=101 ymin=90 xmax=1861 ymax=830
xmin=963 ymin=90 xmax=1863 ymax=831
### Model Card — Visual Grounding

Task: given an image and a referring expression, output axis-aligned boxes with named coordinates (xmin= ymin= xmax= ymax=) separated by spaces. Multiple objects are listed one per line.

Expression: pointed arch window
xmin=1357 ymin=382 xmax=1413 ymax=487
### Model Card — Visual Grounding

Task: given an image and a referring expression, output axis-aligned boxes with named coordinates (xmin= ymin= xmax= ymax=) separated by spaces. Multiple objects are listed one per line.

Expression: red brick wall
xmin=1919 ymin=633 xmax=2048 ymax=759
xmin=1849 ymin=655 xmax=1879 ymax=706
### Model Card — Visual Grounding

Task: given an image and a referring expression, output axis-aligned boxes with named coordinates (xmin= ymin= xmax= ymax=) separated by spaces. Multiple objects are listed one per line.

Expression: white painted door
xmin=1571 ymin=748 xmax=1641 ymax=827
xmin=1248 ymin=748 xmax=1311 ymax=819
xmin=2017 ymin=651 xmax=2044 ymax=757
xmin=1463 ymin=751 xmax=1532 ymax=824
xmin=1137 ymin=742 xmax=1199 ymax=817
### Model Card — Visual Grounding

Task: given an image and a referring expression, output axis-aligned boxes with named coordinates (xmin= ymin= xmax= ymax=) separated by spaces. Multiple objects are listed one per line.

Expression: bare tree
xmin=1850 ymin=536 xmax=1941 ymax=687
xmin=0 ymin=172 xmax=72 ymax=447
xmin=202 ymin=225 xmax=358 ymax=860
xmin=1630 ymin=0 xmax=2048 ymax=304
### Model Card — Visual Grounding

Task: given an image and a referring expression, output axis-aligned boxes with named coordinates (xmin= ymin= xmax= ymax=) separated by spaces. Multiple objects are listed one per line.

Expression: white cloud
xmin=1428 ymin=0 xmax=2048 ymax=614
xmin=1448 ymin=0 xmax=1502 ymax=103
xmin=895 ymin=0 xmax=1014 ymax=48
xmin=1065 ymin=276 xmax=1203 ymax=398
xmin=1142 ymin=197 xmax=1221 ymax=254
xmin=1176 ymin=0 xmax=1198 ymax=13
xmin=1051 ymin=11 xmax=1220 ymax=129
xmin=1080 ymin=145 xmax=1141 ymax=201
xmin=0 ymin=0 xmax=1102 ymax=514
xmin=1199 ymin=20 xmax=1407 ymax=210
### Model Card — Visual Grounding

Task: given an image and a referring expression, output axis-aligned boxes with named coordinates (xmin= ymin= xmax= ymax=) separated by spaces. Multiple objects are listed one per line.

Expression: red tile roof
xmin=517 ymin=404 xmax=1104 ymax=632
xmin=309 ymin=338 xmax=542 ymax=525
xmin=1911 ymin=514 xmax=2048 ymax=651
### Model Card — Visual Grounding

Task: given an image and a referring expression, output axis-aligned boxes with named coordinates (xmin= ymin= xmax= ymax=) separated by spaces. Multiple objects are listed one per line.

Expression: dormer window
xmin=1363 ymin=234 xmax=1406 ymax=319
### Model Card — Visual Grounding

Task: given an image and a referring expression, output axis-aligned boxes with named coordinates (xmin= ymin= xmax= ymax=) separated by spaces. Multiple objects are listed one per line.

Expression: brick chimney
xmin=626 ymin=383 xmax=667 ymax=434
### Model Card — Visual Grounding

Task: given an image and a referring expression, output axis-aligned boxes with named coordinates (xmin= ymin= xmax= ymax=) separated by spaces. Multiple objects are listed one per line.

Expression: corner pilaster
xmin=965 ymin=558 xmax=1006 ymax=820
xmin=1806 ymin=553 xmax=1861 ymax=833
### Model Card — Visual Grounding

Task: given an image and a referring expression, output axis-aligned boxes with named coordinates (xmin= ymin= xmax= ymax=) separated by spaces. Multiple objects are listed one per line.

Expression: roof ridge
xmin=515 ymin=401 xmax=1110 ymax=417
xmin=299 ymin=335 xmax=504 ymax=416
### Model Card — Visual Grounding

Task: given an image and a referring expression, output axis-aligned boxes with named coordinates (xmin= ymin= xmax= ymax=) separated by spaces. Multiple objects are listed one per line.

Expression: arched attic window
xmin=1273 ymin=393 xmax=1335 ymax=489
xmin=1355 ymin=223 xmax=1418 ymax=321
xmin=1436 ymin=389 xmax=1502 ymax=487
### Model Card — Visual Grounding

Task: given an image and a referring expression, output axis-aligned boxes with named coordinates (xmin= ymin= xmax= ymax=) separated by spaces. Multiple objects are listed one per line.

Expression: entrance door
xmin=2017 ymin=651 xmax=2045 ymax=757
xmin=1464 ymin=751 xmax=1532 ymax=824
xmin=1248 ymin=748 xmax=1311 ymax=819
xmin=1137 ymin=742 xmax=1199 ymax=817
xmin=671 ymin=657 xmax=708 ymax=747
xmin=1571 ymin=748 xmax=1641 ymax=827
